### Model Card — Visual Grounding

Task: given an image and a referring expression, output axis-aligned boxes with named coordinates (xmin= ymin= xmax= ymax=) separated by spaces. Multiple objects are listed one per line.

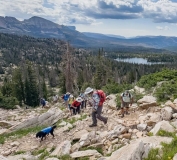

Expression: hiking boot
xmin=120 ymin=114 xmax=124 ymax=118
xmin=89 ymin=124 xmax=97 ymax=127
xmin=104 ymin=117 xmax=108 ymax=124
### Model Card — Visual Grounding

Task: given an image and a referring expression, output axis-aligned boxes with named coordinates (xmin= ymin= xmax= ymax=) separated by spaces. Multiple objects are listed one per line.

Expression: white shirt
xmin=121 ymin=92 xmax=132 ymax=103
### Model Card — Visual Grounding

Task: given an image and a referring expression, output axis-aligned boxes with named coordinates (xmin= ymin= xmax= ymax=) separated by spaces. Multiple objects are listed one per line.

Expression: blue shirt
xmin=63 ymin=94 xmax=70 ymax=101
xmin=41 ymin=127 xmax=52 ymax=134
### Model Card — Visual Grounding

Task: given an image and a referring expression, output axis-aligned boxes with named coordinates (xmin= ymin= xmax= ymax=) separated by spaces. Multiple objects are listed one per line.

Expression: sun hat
xmin=66 ymin=92 xmax=70 ymax=95
xmin=76 ymin=97 xmax=83 ymax=102
xmin=84 ymin=87 xmax=94 ymax=94
xmin=70 ymin=94 xmax=73 ymax=98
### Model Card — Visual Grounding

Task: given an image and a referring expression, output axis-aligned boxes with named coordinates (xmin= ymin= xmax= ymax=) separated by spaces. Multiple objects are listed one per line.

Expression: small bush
xmin=157 ymin=130 xmax=176 ymax=138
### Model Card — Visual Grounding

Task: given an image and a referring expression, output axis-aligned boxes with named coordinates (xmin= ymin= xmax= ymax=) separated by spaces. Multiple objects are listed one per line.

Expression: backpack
xmin=123 ymin=92 xmax=131 ymax=98
xmin=97 ymin=90 xmax=106 ymax=106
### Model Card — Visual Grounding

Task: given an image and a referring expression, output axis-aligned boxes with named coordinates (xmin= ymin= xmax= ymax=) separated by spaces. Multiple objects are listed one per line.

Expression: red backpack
xmin=96 ymin=90 xmax=106 ymax=106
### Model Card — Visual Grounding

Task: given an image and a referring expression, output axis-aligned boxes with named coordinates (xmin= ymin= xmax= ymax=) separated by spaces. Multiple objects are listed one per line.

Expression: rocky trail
xmin=1 ymin=92 xmax=177 ymax=160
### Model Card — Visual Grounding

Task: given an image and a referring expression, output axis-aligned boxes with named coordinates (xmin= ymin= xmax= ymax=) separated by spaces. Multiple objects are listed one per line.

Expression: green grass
xmin=144 ymin=130 xmax=177 ymax=160
xmin=0 ymin=125 xmax=46 ymax=144
xmin=147 ymin=132 xmax=153 ymax=136
xmin=32 ymin=148 xmax=46 ymax=156
xmin=38 ymin=150 xmax=49 ymax=160
xmin=79 ymin=146 xmax=103 ymax=155
xmin=49 ymin=146 xmax=56 ymax=152
xmin=157 ymin=130 xmax=176 ymax=138
xmin=14 ymin=150 xmax=26 ymax=155
xmin=144 ymin=148 xmax=159 ymax=160
xmin=57 ymin=114 xmax=87 ymax=126
xmin=58 ymin=154 xmax=73 ymax=160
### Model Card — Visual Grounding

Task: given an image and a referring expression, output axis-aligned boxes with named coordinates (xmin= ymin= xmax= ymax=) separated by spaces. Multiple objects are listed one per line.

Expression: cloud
xmin=0 ymin=0 xmax=177 ymax=25
xmin=156 ymin=26 xmax=170 ymax=30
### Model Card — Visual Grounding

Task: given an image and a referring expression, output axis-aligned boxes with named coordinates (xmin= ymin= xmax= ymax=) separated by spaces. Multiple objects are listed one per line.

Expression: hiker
xmin=120 ymin=90 xmax=133 ymax=118
xmin=52 ymin=94 xmax=58 ymax=103
xmin=62 ymin=92 xmax=70 ymax=108
xmin=68 ymin=94 xmax=75 ymax=114
xmin=79 ymin=92 xmax=86 ymax=109
xmin=40 ymin=98 xmax=46 ymax=108
xmin=84 ymin=87 xmax=108 ymax=127
xmin=71 ymin=97 xmax=82 ymax=115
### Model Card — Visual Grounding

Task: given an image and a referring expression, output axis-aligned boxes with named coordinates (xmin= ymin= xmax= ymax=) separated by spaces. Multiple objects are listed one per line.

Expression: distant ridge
xmin=0 ymin=16 xmax=177 ymax=49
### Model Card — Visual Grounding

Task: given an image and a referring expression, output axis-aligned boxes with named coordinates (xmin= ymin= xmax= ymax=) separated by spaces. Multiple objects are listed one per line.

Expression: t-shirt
xmin=68 ymin=97 xmax=75 ymax=104
xmin=63 ymin=94 xmax=70 ymax=101
xmin=121 ymin=92 xmax=132 ymax=103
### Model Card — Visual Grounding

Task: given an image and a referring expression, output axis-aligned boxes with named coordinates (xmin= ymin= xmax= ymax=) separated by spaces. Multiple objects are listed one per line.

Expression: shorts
xmin=121 ymin=101 xmax=130 ymax=109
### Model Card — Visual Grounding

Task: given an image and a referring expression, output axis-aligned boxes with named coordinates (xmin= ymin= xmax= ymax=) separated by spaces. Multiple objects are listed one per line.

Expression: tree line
xmin=1 ymin=33 xmax=177 ymax=109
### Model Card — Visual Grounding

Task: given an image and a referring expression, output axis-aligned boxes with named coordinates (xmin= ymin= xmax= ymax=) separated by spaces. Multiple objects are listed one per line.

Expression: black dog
xmin=36 ymin=125 xmax=56 ymax=142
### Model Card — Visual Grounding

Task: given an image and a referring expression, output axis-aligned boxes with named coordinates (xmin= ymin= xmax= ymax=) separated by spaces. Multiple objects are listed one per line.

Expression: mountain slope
xmin=1 ymin=16 xmax=177 ymax=49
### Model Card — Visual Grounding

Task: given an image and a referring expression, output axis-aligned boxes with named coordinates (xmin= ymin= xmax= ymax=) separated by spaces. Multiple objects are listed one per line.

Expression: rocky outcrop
xmin=70 ymin=150 xmax=102 ymax=159
xmin=9 ymin=107 xmax=63 ymax=131
xmin=51 ymin=140 xmax=71 ymax=156
xmin=106 ymin=94 xmax=117 ymax=110
xmin=109 ymin=141 xmax=145 ymax=160
xmin=150 ymin=120 xmax=175 ymax=135
xmin=165 ymin=100 xmax=177 ymax=113
xmin=109 ymin=136 xmax=173 ymax=160
xmin=161 ymin=107 xmax=173 ymax=120
xmin=137 ymin=96 xmax=157 ymax=109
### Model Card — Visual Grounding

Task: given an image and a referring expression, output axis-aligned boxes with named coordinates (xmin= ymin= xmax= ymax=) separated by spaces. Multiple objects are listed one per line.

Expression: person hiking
xmin=68 ymin=94 xmax=75 ymax=114
xmin=120 ymin=90 xmax=133 ymax=118
xmin=62 ymin=92 xmax=70 ymax=108
xmin=84 ymin=87 xmax=108 ymax=127
xmin=40 ymin=98 xmax=46 ymax=108
xmin=52 ymin=94 xmax=58 ymax=103
xmin=71 ymin=97 xmax=82 ymax=115
xmin=79 ymin=92 xmax=86 ymax=109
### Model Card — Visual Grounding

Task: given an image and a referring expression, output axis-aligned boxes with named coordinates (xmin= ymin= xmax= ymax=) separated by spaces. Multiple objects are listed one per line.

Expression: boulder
xmin=0 ymin=155 xmax=8 ymax=160
xmin=109 ymin=141 xmax=145 ymax=160
xmin=161 ymin=107 xmax=173 ymax=121
xmin=137 ymin=124 xmax=147 ymax=131
xmin=137 ymin=96 xmax=156 ymax=104
xmin=73 ymin=129 xmax=89 ymax=141
xmin=7 ymin=154 xmax=37 ymax=160
xmin=171 ymin=120 xmax=177 ymax=128
xmin=9 ymin=107 xmax=63 ymax=131
xmin=79 ymin=133 xmax=90 ymax=147
xmin=173 ymin=153 xmax=177 ymax=160
xmin=134 ymin=86 xmax=145 ymax=94
xmin=139 ymin=102 xmax=157 ymax=109
xmin=70 ymin=150 xmax=101 ymax=159
xmin=165 ymin=100 xmax=177 ymax=112
xmin=107 ymin=94 xmax=117 ymax=109
xmin=150 ymin=120 xmax=175 ymax=135
xmin=51 ymin=140 xmax=71 ymax=156
xmin=134 ymin=136 xmax=173 ymax=148
xmin=109 ymin=136 xmax=173 ymax=160
xmin=139 ymin=113 xmax=162 ymax=126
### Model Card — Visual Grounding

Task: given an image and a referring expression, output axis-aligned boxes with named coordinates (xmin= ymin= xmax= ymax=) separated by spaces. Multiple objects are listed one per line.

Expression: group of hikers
xmin=37 ymin=87 xmax=133 ymax=143
xmin=40 ymin=87 xmax=133 ymax=127
xmin=61 ymin=87 xmax=133 ymax=127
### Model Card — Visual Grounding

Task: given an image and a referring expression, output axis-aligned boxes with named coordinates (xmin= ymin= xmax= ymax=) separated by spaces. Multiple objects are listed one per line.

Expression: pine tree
xmin=42 ymin=79 xmax=48 ymax=100
xmin=24 ymin=63 xmax=39 ymax=107
xmin=12 ymin=68 xmax=25 ymax=106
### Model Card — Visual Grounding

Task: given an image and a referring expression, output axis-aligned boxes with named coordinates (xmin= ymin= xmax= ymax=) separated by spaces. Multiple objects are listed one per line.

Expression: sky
xmin=0 ymin=0 xmax=177 ymax=37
